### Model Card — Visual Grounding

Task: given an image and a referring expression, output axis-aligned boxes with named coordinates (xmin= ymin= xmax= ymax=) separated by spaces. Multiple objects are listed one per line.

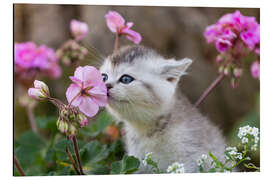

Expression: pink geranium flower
xmin=70 ymin=19 xmax=88 ymax=41
xmin=66 ymin=66 xmax=107 ymax=117
xmin=204 ymin=10 xmax=260 ymax=53
xmin=105 ymin=11 xmax=142 ymax=44
xmin=15 ymin=42 xmax=62 ymax=80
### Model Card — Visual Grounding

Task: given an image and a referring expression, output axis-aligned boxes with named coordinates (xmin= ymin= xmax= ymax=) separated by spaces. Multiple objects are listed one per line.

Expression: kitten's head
xmin=100 ymin=45 xmax=192 ymax=124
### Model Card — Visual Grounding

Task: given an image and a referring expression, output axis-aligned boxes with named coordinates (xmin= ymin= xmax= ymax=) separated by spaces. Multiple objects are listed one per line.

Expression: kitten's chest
xmin=124 ymin=125 xmax=175 ymax=164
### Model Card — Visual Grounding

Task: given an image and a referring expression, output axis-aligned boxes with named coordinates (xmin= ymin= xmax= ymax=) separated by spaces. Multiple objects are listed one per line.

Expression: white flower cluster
xmin=197 ymin=154 xmax=208 ymax=166
xmin=167 ymin=162 xmax=185 ymax=173
xmin=225 ymin=147 xmax=242 ymax=160
xmin=142 ymin=152 xmax=153 ymax=166
xmin=238 ymin=125 xmax=259 ymax=151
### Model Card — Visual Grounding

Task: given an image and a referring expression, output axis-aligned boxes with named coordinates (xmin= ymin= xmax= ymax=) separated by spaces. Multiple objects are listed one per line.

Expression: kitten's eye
xmin=102 ymin=73 xmax=108 ymax=82
xmin=119 ymin=74 xmax=134 ymax=84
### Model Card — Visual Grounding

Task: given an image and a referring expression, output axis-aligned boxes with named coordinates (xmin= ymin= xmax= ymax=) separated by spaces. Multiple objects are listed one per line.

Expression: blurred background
xmin=14 ymin=4 xmax=260 ymax=173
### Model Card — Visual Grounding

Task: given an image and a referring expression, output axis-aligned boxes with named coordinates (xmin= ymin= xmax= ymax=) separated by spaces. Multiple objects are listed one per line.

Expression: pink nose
xmin=106 ymin=83 xmax=113 ymax=96
xmin=106 ymin=83 xmax=113 ymax=90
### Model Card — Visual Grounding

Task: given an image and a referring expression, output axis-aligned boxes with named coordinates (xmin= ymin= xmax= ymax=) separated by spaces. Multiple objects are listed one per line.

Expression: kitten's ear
xmin=160 ymin=58 xmax=192 ymax=83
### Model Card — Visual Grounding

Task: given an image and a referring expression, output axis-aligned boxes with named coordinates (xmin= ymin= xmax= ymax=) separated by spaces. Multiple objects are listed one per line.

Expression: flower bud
xmin=56 ymin=118 xmax=69 ymax=133
xmin=28 ymin=88 xmax=47 ymax=100
xmin=233 ymin=68 xmax=243 ymax=78
xmin=223 ymin=66 xmax=231 ymax=76
xmin=77 ymin=113 xmax=88 ymax=127
xmin=218 ymin=66 xmax=224 ymax=74
xmin=28 ymin=80 xmax=50 ymax=100
xmin=70 ymin=19 xmax=88 ymax=41
xmin=34 ymin=80 xmax=50 ymax=96
xmin=60 ymin=109 xmax=69 ymax=118
xmin=67 ymin=124 xmax=77 ymax=137
xmin=216 ymin=55 xmax=222 ymax=63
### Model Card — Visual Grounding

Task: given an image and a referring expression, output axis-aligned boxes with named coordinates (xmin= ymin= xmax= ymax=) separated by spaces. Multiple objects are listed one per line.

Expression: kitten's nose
xmin=106 ymin=83 xmax=113 ymax=90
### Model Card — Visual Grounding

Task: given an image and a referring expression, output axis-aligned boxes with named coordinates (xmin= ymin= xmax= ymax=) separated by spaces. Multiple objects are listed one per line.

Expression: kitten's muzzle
xmin=106 ymin=83 xmax=113 ymax=96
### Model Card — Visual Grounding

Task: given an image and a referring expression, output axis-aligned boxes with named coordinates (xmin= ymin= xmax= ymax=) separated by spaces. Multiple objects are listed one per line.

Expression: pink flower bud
xmin=28 ymin=88 xmax=47 ymax=100
xmin=34 ymin=80 xmax=49 ymax=95
xmin=78 ymin=113 xmax=88 ymax=127
xmin=250 ymin=61 xmax=260 ymax=79
xmin=233 ymin=68 xmax=243 ymax=78
xmin=216 ymin=55 xmax=223 ymax=63
xmin=56 ymin=118 xmax=69 ymax=133
xmin=223 ymin=66 xmax=231 ymax=76
xmin=70 ymin=19 xmax=88 ymax=41
xmin=28 ymin=80 xmax=50 ymax=100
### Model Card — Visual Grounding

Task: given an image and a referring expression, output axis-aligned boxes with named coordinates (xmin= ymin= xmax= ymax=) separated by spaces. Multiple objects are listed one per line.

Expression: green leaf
xmin=15 ymin=130 xmax=45 ymax=150
xmin=35 ymin=116 xmax=58 ymax=133
xmin=110 ymin=155 xmax=140 ymax=174
xmin=14 ymin=131 xmax=46 ymax=169
xmin=80 ymin=111 xmax=113 ymax=137
xmin=81 ymin=140 xmax=109 ymax=165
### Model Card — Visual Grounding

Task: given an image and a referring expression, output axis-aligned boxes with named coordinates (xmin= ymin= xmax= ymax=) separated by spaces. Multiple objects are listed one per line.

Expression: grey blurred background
xmin=14 ymin=4 xmax=259 ymax=142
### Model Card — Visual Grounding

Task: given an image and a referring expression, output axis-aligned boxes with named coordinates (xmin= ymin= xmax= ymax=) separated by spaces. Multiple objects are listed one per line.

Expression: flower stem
xmin=194 ymin=73 xmax=225 ymax=107
xmin=14 ymin=155 xmax=25 ymax=176
xmin=26 ymin=106 xmax=38 ymax=133
xmin=65 ymin=146 xmax=81 ymax=175
xmin=72 ymin=136 xmax=84 ymax=175
xmin=113 ymin=34 xmax=119 ymax=53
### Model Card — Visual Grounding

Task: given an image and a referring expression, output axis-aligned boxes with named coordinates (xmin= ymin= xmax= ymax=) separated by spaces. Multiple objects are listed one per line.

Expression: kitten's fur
xmin=100 ymin=45 xmax=226 ymax=173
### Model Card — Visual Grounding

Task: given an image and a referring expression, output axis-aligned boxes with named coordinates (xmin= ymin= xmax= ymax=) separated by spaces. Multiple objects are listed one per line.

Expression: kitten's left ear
xmin=160 ymin=58 xmax=192 ymax=83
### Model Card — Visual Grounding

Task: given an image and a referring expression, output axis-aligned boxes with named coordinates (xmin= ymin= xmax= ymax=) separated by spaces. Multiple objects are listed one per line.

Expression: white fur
xmin=100 ymin=50 xmax=226 ymax=173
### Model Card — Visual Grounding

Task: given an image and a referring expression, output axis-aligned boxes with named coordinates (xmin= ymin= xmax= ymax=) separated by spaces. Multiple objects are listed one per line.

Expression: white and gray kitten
xmin=100 ymin=45 xmax=226 ymax=173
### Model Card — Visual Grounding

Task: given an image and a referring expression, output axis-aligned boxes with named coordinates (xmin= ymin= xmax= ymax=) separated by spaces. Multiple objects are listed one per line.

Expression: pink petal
xmin=74 ymin=66 xmax=84 ymax=81
xmin=126 ymin=22 xmax=134 ymax=28
xmin=69 ymin=76 xmax=82 ymax=86
xmin=88 ymin=85 xmax=108 ymax=106
xmin=65 ymin=84 xmax=82 ymax=106
xmin=79 ymin=97 xmax=99 ymax=117
xmin=105 ymin=11 xmax=125 ymax=33
xmin=81 ymin=66 xmax=103 ymax=87
xmin=122 ymin=28 xmax=142 ymax=44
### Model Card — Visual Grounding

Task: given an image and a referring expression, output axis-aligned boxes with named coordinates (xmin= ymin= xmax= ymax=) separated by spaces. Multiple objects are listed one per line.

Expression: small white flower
xmin=142 ymin=152 xmax=153 ymax=166
xmin=241 ymin=137 xmax=248 ymax=144
xmin=201 ymin=154 xmax=208 ymax=160
xmin=167 ymin=162 xmax=185 ymax=173
xmin=197 ymin=159 xmax=203 ymax=166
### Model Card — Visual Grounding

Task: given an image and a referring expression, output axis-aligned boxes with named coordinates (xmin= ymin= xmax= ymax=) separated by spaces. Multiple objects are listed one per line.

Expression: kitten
xmin=100 ymin=45 xmax=226 ymax=173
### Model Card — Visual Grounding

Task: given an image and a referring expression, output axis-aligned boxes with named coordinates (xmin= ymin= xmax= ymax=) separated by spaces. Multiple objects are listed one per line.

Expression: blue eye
xmin=102 ymin=73 xmax=108 ymax=82
xmin=119 ymin=74 xmax=134 ymax=84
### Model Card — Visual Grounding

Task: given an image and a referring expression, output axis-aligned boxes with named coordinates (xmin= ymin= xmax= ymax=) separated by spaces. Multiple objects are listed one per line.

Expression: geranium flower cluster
xmin=15 ymin=42 xmax=61 ymax=83
xmin=204 ymin=10 xmax=260 ymax=86
xmin=57 ymin=19 xmax=89 ymax=66
xmin=238 ymin=125 xmax=259 ymax=151
xmin=56 ymin=40 xmax=88 ymax=66
xmin=166 ymin=162 xmax=185 ymax=173
xmin=28 ymin=66 xmax=107 ymax=138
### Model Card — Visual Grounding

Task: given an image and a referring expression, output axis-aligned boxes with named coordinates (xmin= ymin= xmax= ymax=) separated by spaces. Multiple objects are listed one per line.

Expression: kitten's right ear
xmin=160 ymin=58 xmax=192 ymax=83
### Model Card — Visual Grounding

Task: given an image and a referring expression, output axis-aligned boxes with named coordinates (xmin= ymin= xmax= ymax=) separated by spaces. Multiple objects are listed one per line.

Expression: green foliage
xmin=110 ymin=155 xmax=140 ymax=174
xmin=80 ymin=111 xmax=113 ymax=137
xmin=14 ymin=112 xmax=130 ymax=176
